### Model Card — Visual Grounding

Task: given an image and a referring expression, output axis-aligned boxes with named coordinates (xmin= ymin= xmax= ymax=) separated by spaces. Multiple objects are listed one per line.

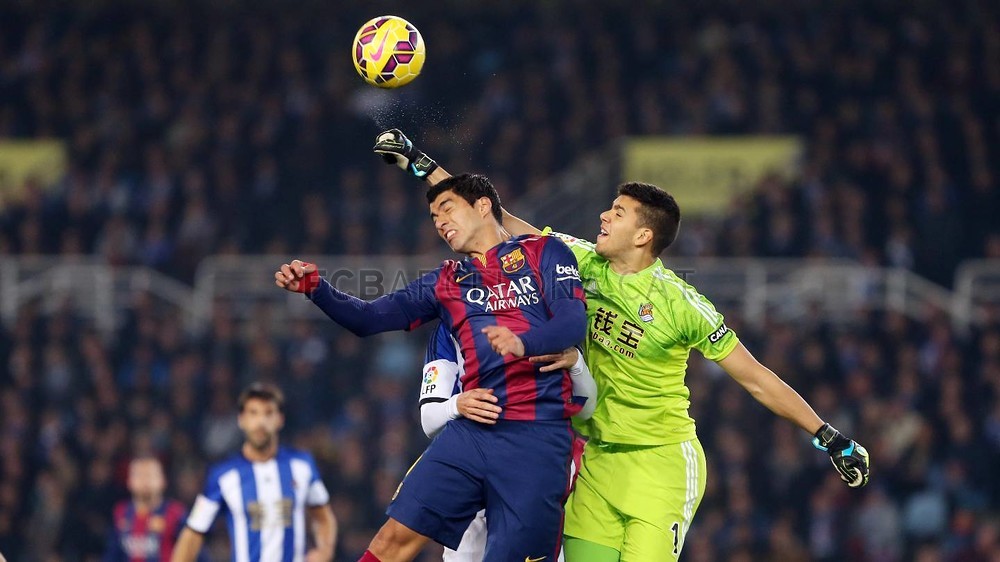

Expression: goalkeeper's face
xmin=595 ymin=196 xmax=649 ymax=259
xmin=238 ymin=397 xmax=284 ymax=450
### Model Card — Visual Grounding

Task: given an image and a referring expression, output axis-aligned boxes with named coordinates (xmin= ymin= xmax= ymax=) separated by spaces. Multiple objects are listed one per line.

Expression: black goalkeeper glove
xmin=373 ymin=129 xmax=438 ymax=179
xmin=812 ymin=423 xmax=870 ymax=488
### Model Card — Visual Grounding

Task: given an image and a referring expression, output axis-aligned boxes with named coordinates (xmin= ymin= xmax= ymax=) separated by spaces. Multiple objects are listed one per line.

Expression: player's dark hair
xmin=426 ymin=173 xmax=503 ymax=223
xmin=238 ymin=382 xmax=285 ymax=413
xmin=617 ymin=182 xmax=681 ymax=255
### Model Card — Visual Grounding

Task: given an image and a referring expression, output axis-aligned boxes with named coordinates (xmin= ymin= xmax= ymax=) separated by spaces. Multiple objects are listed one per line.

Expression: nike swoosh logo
xmin=525 ymin=557 xmax=547 ymax=562
xmin=370 ymin=32 xmax=390 ymax=62
xmin=455 ymin=273 xmax=474 ymax=283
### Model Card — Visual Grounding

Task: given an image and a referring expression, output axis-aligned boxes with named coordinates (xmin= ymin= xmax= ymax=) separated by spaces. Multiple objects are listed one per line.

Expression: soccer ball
xmin=352 ymin=15 xmax=425 ymax=88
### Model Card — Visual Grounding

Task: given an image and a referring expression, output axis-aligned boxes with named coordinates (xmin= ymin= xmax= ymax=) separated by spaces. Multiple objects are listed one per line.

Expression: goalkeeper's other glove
xmin=373 ymin=129 xmax=438 ymax=179
xmin=812 ymin=423 xmax=870 ymax=488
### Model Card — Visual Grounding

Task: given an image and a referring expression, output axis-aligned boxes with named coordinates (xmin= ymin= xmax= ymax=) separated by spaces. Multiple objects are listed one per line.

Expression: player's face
xmin=238 ymin=398 xmax=284 ymax=450
xmin=596 ymin=195 xmax=647 ymax=258
xmin=429 ymin=191 xmax=488 ymax=253
xmin=127 ymin=458 xmax=166 ymax=502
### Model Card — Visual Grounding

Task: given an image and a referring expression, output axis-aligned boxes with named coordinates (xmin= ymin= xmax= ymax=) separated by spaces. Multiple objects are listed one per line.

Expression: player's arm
xmin=374 ymin=129 xmax=542 ymax=235
xmin=173 ymin=472 xmax=224 ymax=562
xmin=275 ymin=260 xmax=440 ymax=336
xmin=530 ymin=347 xmax=597 ymax=419
xmin=421 ymin=359 xmax=503 ymax=430
xmin=717 ymin=344 xmax=824 ymax=433
xmin=170 ymin=529 xmax=206 ymax=562
xmin=305 ymin=504 xmax=337 ymax=562
xmin=490 ymin=237 xmax=587 ymax=357
xmin=716 ymin=344 xmax=870 ymax=488
xmin=420 ymin=324 xmax=502 ymax=433
xmin=301 ymin=456 xmax=336 ymax=561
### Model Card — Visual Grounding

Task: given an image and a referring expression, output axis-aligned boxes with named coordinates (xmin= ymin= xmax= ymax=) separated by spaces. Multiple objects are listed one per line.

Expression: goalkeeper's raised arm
xmin=374 ymin=129 xmax=542 ymax=236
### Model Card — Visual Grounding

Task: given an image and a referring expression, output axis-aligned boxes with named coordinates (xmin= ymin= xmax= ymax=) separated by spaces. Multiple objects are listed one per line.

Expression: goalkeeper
xmin=374 ymin=129 xmax=871 ymax=561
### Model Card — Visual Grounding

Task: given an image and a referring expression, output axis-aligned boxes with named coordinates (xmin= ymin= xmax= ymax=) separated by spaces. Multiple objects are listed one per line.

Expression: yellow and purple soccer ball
xmin=352 ymin=15 xmax=425 ymax=88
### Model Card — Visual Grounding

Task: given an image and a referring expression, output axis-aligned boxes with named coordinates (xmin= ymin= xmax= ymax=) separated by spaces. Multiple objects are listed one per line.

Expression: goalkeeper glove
xmin=373 ymin=129 xmax=438 ymax=179
xmin=812 ymin=423 xmax=870 ymax=488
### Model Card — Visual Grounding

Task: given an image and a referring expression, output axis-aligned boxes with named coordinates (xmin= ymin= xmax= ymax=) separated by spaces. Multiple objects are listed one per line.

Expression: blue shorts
xmin=387 ymin=417 xmax=574 ymax=561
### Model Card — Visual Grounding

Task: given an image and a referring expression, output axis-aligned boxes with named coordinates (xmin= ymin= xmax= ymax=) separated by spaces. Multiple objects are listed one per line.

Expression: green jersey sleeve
xmin=544 ymin=229 xmax=601 ymax=279
xmin=670 ymin=278 xmax=739 ymax=361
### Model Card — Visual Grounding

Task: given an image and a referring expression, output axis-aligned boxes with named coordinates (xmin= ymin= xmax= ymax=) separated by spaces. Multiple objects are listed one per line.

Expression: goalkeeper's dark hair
xmin=238 ymin=382 xmax=284 ymax=412
xmin=427 ymin=174 xmax=503 ymax=223
xmin=617 ymin=182 xmax=681 ymax=255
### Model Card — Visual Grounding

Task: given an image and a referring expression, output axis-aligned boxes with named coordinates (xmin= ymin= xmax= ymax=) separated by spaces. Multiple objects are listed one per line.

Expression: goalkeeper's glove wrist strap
xmin=410 ymin=153 xmax=438 ymax=179
xmin=812 ymin=422 xmax=849 ymax=452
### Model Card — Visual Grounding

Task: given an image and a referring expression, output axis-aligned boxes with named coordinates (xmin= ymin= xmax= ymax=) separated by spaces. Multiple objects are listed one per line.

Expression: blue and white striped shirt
xmin=186 ymin=447 xmax=330 ymax=562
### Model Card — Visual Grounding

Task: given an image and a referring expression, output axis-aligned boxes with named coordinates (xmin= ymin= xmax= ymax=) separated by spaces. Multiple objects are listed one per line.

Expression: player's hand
xmin=456 ymin=388 xmax=502 ymax=424
xmin=812 ymin=423 xmax=870 ymax=488
xmin=373 ymin=129 xmax=439 ymax=179
xmin=529 ymin=347 xmax=580 ymax=372
xmin=481 ymin=326 xmax=526 ymax=357
xmin=274 ymin=260 xmax=321 ymax=294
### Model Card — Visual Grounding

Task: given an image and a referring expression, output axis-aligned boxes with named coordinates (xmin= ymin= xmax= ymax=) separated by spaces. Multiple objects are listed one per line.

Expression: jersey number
xmin=670 ymin=522 xmax=680 ymax=556
xmin=246 ymin=499 xmax=293 ymax=530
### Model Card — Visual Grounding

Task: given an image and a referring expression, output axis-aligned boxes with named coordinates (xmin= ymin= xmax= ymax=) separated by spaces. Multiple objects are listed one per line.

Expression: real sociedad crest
xmin=638 ymin=302 xmax=654 ymax=322
xmin=501 ymin=248 xmax=526 ymax=273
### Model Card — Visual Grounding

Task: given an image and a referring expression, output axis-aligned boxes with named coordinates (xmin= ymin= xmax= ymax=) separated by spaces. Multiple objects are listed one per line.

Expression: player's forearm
xmin=308 ymin=278 xmax=411 ymax=336
xmin=419 ymin=396 xmax=459 ymax=438
xmin=569 ymin=352 xmax=598 ymax=420
xmin=170 ymin=528 xmax=205 ymax=562
xmin=720 ymin=345 xmax=824 ymax=433
xmin=424 ymin=165 xmax=451 ymax=186
xmin=309 ymin=505 xmax=337 ymax=561
xmin=502 ymin=208 xmax=543 ymax=236
xmin=520 ymin=299 xmax=587 ymax=356
xmin=749 ymin=370 xmax=824 ymax=433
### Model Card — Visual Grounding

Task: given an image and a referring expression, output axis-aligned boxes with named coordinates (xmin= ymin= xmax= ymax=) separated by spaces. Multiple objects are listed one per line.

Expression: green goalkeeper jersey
xmin=549 ymin=231 xmax=739 ymax=446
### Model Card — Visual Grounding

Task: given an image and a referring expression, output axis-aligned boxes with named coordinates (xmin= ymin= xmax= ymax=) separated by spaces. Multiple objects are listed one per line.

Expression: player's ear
xmin=634 ymin=227 xmax=653 ymax=248
xmin=477 ymin=197 xmax=492 ymax=219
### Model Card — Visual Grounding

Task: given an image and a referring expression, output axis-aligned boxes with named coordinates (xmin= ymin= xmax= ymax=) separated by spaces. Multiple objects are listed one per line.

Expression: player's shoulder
xmin=112 ymin=499 xmax=131 ymax=517
xmin=649 ymin=264 xmax=706 ymax=300
xmin=165 ymin=498 xmax=188 ymax=516
xmin=166 ymin=498 xmax=187 ymax=510
xmin=207 ymin=452 xmax=246 ymax=479
xmin=511 ymin=233 xmax=574 ymax=258
xmin=437 ymin=259 xmax=462 ymax=275
xmin=547 ymin=230 xmax=592 ymax=246
xmin=510 ymin=233 xmax=549 ymax=248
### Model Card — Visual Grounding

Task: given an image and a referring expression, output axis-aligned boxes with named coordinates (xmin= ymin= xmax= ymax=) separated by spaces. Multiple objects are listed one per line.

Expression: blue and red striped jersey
xmin=104 ymin=498 xmax=188 ymax=562
xmin=397 ymin=235 xmax=587 ymax=420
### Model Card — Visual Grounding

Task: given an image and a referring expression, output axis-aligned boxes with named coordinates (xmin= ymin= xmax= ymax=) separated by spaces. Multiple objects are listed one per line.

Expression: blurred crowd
xmin=2 ymin=0 xmax=1000 ymax=561
xmin=0 ymin=0 xmax=998 ymax=283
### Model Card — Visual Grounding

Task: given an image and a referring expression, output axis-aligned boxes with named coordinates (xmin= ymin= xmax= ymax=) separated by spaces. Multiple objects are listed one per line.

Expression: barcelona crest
xmin=501 ymin=248 xmax=526 ymax=273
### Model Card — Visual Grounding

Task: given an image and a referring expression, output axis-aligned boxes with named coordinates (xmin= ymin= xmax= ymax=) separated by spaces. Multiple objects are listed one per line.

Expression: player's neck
xmin=608 ymin=250 xmax=656 ymax=275
xmin=133 ymin=497 xmax=162 ymax=514
xmin=465 ymin=223 xmax=509 ymax=259
xmin=242 ymin=441 xmax=279 ymax=462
